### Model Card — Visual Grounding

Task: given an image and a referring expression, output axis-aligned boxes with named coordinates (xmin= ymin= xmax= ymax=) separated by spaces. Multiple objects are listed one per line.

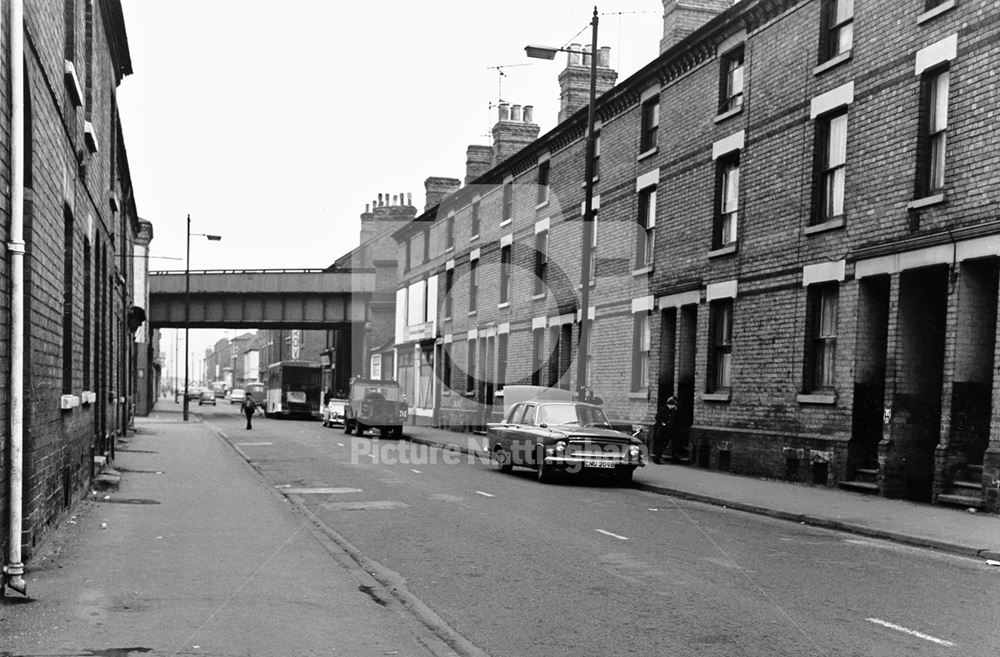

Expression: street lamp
xmin=527 ymin=6 xmax=599 ymax=400
xmin=183 ymin=213 xmax=221 ymax=421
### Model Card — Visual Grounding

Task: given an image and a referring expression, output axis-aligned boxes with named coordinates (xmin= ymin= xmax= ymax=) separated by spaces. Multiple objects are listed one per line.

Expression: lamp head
xmin=525 ymin=45 xmax=558 ymax=60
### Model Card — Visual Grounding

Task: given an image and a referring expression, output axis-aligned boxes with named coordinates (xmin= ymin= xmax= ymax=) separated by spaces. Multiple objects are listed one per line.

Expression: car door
xmin=509 ymin=403 xmax=538 ymax=466
xmin=489 ymin=403 xmax=522 ymax=455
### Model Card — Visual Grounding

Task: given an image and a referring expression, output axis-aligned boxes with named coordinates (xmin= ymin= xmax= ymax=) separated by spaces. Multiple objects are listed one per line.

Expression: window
xmin=920 ymin=67 xmax=949 ymax=195
xmin=468 ymin=259 xmax=478 ymax=313
xmin=719 ymin=46 xmax=744 ymax=113
xmin=62 ymin=206 xmax=75 ymax=394
xmin=445 ymin=214 xmax=454 ymax=249
xmin=816 ymin=110 xmax=848 ymax=222
xmin=547 ymin=326 xmax=560 ymax=388
xmin=537 ymin=160 xmax=550 ymax=205
xmin=806 ymin=284 xmax=838 ymax=390
xmin=636 ymin=187 xmax=656 ymax=267
xmin=587 ymin=209 xmax=599 ymax=284
xmin=823 ymin=0 xmax=853 ymax=60
xmin=708 ymin=299 xmax=733 ymax=391
xmin=502 ymin=181 xmax=514 ymax=224
xmin=471 ymin=197 xmax=481 ymax=237
xmin=593 ymin=130 xmax=602 ymax=179
xmin=497 ymin=333 xmax=508 ymax=391
xmin=83 ymin=239 xmax=91 ymax=388
xmin=444 ymin=269 xmax=454 ymax=318
xmin=423 ymin=228 xmax=430 ymax=261
xmin=531 ymin=328 xmax=544 ymax=386
xmin=466 ymin=340 xmax=476 ymax=394
xmin=500 ymin=244 xmax=512 ymax=305
xmin=534 ymin=230 xmax=548 ymax=295
xmin=715 ymin=154 xmax=740 ymax=248
xmin=640 ymin=96 xmax=659 ymax=152
xmin=442 ymin=346 xmax=452 ymax=390
xmin=632 ymin=313 xmax=651 ymax=391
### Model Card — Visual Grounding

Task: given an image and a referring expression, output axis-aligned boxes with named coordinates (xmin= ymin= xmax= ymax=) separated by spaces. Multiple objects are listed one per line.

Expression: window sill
xmin=443 ymin=315 xmax=452 ymax=322
xmin=637 ymin=147 xmax=658 ymax=162
xmin=445 ymin=245 xmax=454 ymax=253
xmin=813 ymin=50 xmax=852 ymax=76
xmin=907 ymin=193 xmax=946 ymax=211
xmin=702 ymin=391 xmax=731 ymax=403
xmin=468 ymin=310 xmax=478 ymax=317
xmin=532 ymin=292 xmax=546 ymax=301
xmin=497 ymin=302 xmax=510 ymax=310
xmin=632 ymin=265 xmax=653 ymax=277
xmin=535 ymin=199 xmax=549 ymax=210
xmin=918 ymin=0 xmax=955 ymax=24
xmin=796 ymin=392 xmax=837 ymax=405
xmin=470 ymin=234 xmax=480 ymax=242
xmin=804 ymin=216 xmax=845 ymax=235
xmin=500 ymin=219 xmax=512 ymax=228
xmin=628 ymin=391 xmax=648 ymax=400
xmin=581 ymin=176 xmax=600 ymax=189
xmin=707 ymin=243 xmax=737 ymax=258
xmin=713 ymin=105 xmax=743 ymax=124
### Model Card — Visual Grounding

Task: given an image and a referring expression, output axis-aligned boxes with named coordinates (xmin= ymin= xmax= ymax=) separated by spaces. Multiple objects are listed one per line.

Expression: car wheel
xmin=356 ymin=422 xmax=366 ymax=436
xmin=536 ymin=446 xmax=555 ymax=483
xmin=394 ymin=426 xmax=405 ymax=440
xmin=491 ymin=446 xmax=513 ymax=473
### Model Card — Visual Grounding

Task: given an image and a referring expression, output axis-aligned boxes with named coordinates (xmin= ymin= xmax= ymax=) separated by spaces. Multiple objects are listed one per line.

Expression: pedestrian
xmin=242 ymin=393 xmax=256 ymax=430
xmin=651 ymin=395 xmax=678 ymax=464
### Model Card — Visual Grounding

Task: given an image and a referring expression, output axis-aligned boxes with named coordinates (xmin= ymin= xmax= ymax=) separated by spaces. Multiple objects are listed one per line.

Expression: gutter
xmin=4 ymin=0 xmax=28 ymax=596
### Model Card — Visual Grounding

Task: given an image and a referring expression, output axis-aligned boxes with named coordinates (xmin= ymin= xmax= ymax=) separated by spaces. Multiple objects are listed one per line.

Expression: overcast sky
xmin=117 ymin=0 xmax=666 ymax=371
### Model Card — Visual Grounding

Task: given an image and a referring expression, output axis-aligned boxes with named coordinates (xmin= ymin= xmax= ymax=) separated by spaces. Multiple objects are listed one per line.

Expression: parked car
xmin=486 ymin=400 xmax=644 ymax=483
xmin=229 ymin=388 xmax=245 ymax=405
xmin=186 ymin=385 xmax=204 ymax=401
xmin=343 ymin=378 xmax=407 ymax=439
xmin=244 ymin=382 xmax=266 ymax=409
xmin=322 ymin=397 xmax=348 ymax=427
xmin=198 ymin=390 xmax=217 ymax=406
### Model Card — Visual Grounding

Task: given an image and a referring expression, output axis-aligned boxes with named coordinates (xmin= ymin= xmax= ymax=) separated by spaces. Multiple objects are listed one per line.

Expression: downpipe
xmin=4 ymin=0 xmax=28 ymax=597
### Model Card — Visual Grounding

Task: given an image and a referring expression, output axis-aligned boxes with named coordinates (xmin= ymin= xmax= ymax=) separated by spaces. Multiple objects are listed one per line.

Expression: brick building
xmin=393 ymin=0 xmax=1000 ymax=511
xmin=1 ymin=0 xmax=143 ymax=590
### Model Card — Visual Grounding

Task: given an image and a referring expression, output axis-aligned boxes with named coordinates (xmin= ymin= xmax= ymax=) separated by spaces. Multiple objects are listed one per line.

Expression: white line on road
xmin=865 ymin=618 xmax=955 ymax=647
xmin=475 ymin=491 xmax=495 ymax=497
xmin=596 ymin=529 xmax=629 ymax=541
xmin=337 ymin=443 xmax=345 ymax=447
xmin=411 ymin=469 xmax=422 ymax=474
xmin=236 ymin=442 xmax=273 ymax=446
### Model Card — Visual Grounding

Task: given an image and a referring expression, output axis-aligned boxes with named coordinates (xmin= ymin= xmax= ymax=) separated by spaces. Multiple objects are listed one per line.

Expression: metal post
xmin=576 ymin=7 xmax=599 ymax=400
xmin=183 ymin=214 xmax=190 ymax=421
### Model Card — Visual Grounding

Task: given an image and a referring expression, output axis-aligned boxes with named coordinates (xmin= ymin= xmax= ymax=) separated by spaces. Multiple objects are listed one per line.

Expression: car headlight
xmin=629 ymin=445 xmax=641 ymax=458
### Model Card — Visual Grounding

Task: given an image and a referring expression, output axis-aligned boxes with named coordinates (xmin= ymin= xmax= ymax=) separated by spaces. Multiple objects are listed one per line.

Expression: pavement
xmin=1 ymin=402 xmax=459 ymax=657
xmin=402 ymin=425 xmax=1000 ymax=562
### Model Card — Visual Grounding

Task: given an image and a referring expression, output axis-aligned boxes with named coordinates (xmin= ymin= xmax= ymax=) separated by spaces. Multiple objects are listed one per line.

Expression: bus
xmin=264 ymin=361 xmax=323 ymax=419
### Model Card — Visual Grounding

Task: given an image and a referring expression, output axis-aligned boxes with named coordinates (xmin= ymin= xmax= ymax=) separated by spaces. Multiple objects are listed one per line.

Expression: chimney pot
xmin=511 ymin=104 xmax=522 ymax=122
xmin=365 ymin=203 xmax=370 ymax=213
xmin=377 ymin=193 xmax=383 ymax=206
xmin=568 ymin=44 xmax=582 ymax=66
xmin=523 ymin=105 xmax=534 ymax=124
xmin=407 ymin=192 xmax=412 ymax=206
xmin=599 ymin=47 xmax=611 ymax=68
xmin=498 ymin=101 xmax=510 ymax=122
xmin=582 ymin=45 xmax=592 ymax=68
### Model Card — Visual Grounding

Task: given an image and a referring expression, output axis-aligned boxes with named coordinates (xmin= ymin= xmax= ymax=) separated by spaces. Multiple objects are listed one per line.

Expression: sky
xmin=116 ymin=0 xmax=666 ymax=368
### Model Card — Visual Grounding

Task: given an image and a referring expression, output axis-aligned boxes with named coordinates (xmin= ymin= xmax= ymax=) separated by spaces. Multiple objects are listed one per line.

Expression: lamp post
xmin=526 ymin=6 xmax=599 ymax=400
xmin=183 ymin=213 xmax=221 ymax=421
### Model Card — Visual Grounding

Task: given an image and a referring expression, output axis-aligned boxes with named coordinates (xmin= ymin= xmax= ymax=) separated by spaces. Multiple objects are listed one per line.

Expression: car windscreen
xmin=537 ymin=404 xmax=608 ymax=427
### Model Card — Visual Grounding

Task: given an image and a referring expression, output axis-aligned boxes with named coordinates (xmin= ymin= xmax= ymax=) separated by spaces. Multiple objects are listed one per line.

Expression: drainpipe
xmin=5 ymin=0 xmax=28 ymax=596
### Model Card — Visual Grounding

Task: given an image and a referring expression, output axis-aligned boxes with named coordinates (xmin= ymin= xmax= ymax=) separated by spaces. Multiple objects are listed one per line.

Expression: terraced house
xmin=2 ymin=0 xmax=143 ymax=593
xmin=392 ymin=0 xmax=1000 ymax=512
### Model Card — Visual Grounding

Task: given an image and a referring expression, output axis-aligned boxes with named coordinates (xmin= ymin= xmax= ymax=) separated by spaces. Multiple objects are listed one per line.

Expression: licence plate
xmin=584 ymin=460 xmax=616 ymax=469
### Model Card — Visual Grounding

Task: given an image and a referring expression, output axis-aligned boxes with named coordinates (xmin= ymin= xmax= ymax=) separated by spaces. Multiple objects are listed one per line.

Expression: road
xmin=200 ymin=403 xmax=999 ymax=657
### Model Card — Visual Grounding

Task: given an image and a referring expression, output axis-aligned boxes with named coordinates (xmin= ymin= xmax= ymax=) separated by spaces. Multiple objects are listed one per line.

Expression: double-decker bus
xmin=264 ymin=361 xmax=323 ymax=419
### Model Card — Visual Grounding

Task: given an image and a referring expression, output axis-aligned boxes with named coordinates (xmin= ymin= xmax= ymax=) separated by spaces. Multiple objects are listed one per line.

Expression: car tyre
xmin=615 ymin=468 xmax=634 ymax=485
xmin=344 ymin=420 xmax=353 ymax=435
xmin=356 ymin=422 xmax=367 ymax=436
xmin=491 ymin=446 xmax=513 ymax=473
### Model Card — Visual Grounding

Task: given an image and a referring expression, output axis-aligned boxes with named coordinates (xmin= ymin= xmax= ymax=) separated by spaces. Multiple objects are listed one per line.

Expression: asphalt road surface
xmin=200 ymin=404 xmax=999 ymax=657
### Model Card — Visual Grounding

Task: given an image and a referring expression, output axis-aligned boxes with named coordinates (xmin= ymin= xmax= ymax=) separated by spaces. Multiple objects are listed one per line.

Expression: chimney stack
xmin=424 ymin=177 xmax=462 ymax=212
xmin=557 ymin=45 xmax=618 ymax=123
xmin=491 ymin=100 xmax=540 ymax=167
xmin=465 ymin=144 xmax=493 ymax=184
xmin=660 ymin=0 xmax=731 ymax=54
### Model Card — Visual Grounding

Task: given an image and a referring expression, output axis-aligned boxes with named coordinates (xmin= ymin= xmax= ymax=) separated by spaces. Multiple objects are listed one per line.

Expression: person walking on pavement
xmin=242 ymin=393 xmax=257 ymax=430
xmin=651 ymin=395 xmax=678 ymax=464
